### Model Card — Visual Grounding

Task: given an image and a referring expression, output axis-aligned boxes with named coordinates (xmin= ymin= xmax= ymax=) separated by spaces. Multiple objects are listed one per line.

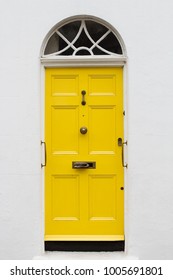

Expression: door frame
xmin=40 ymin=57 xmax=128 ymax=253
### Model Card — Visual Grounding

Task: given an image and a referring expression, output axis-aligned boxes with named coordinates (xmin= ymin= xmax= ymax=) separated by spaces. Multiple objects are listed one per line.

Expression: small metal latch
xmin=118 ymin=137 xmax=123 ymax=146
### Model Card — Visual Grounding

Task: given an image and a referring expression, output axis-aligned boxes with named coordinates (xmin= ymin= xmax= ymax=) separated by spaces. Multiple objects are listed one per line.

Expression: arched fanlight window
xmin=42 ymin=18 xmax=125 ymax=57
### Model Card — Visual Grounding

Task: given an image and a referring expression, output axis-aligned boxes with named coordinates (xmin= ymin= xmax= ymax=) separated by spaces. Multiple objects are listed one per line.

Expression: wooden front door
xmin=44 ymin=67 xmax=124 ymax=241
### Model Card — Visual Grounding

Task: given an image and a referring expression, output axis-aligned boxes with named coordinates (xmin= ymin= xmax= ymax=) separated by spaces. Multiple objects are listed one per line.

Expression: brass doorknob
xmin=80 ymin=127 xmax=87 ymax=134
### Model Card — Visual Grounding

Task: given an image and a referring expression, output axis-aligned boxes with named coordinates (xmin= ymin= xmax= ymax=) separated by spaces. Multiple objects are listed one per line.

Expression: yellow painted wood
xmin=45 ymin=67 xmax=124 ymax=241
xmin=45 ymin=235 xmax=124 ymax=241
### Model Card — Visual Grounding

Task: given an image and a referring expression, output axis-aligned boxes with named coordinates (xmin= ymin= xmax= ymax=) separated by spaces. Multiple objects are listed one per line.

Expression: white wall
xmin=0 ymin=0 xmax=173 ymax=259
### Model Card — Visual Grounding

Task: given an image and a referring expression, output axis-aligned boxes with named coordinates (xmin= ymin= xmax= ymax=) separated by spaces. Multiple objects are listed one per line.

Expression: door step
xmin=45 ymin=241 xmax=124 ymax=252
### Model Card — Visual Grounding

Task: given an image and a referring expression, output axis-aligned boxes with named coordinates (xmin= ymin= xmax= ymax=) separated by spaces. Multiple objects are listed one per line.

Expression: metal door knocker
xmin=81 ymin=90 xmax=86 ymax=105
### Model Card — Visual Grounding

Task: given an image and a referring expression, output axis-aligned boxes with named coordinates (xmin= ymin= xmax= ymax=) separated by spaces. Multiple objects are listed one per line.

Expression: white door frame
xmin=40 ymin=58 xmax=128 ymax=253
xmin=40 ymin=15 xmax=128 ymax=253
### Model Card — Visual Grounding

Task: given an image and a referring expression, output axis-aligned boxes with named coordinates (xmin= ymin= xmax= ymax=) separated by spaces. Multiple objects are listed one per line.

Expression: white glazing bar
xmin=69 ymin=21 xmax=84 ymax=47
xmin=56 ymin=31 xmax=76 ymax=50
xmin=73 ymin=46 xmax=93 ymax=55
xmin=90 ymin=30 xmax=111 ymax=50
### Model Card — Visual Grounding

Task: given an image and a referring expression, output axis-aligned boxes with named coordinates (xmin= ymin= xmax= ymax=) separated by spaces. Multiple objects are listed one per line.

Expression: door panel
xmin=52 ymin=175 xmax=80 ymax=221
xmin=51 ymin=75 xmax=79 ymax=96
xmin=51 ymin=106 xmax=79 ymax=154
xmin=88 ymin=74 xmax=116 ymax=96
xmin=45 ymin=67 xmax=124 ymax=241
xmin=88 ymin=106 xmax=116 ymax=154
xmin=88 ymin=175 xmax=117 ymax=220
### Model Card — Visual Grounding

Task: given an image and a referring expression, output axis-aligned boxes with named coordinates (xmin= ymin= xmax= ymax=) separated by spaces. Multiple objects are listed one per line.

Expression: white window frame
xmin=40 ymin=15 xmax=127 ymax=65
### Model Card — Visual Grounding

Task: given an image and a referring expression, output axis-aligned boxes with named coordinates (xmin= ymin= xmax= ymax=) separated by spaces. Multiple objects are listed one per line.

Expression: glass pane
xmin=60 ymin=47 xmax=74 ymax=56
xmin=58 ymin=36 xmax=68 ymax=51
xmin=99 ymin=32 xmax=122 ymax=54
xmin=75 ymin=49 xmax=91 ymax=55
xmin=85 ymin=20 xmax=108 ymax=42
xmin=44 ymin=33 xmax=59 ymax=55
xmin=44 ymin=33 xmax=68 ymax=55
xmin=59 ymin=21 xmax=81 ymax=42
xmin=92 ymin=47 xmax=108 ymax=55
xmin=74 ymin=30 xmax=92 ymax=48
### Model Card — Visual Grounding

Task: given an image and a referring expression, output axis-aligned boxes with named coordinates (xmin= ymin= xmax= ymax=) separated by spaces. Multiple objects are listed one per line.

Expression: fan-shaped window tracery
xmin=43 ymin=19 xmax=123 ymax=57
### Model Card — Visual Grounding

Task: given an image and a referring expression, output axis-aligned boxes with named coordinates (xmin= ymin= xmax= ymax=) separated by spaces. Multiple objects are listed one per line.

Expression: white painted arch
xmin=40 ymin=15 xmax=127 ymax=64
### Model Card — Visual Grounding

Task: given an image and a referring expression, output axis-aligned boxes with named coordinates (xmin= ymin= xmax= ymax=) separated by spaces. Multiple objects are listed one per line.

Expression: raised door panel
xmin=51 ymin=106 xmax=79 ymax=155
xmin=88 ymin=175 xmax=117 ymax=221
xmin=88 ymin=74 xmax=116 ymax=96
xmin=88 ymin=105 xmax=116 ymax=155
xmin=51 ymin=175 xmax=80 ymax=221
xmin=51 ymin=74 xmax=79 ymax=96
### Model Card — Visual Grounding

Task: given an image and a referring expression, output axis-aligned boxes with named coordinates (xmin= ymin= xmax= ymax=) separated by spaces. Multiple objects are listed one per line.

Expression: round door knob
xmin=80 ymin=127 xmax=88 ymax=134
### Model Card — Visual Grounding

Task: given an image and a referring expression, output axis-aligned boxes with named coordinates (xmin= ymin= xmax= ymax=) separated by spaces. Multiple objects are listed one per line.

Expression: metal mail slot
xmin=72 ymin=161 xmax=96 ymax=169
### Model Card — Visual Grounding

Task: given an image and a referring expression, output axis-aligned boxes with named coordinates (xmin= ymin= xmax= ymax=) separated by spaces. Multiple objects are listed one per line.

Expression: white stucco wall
xmin=0 ymin=0 xmax=173 ymax=260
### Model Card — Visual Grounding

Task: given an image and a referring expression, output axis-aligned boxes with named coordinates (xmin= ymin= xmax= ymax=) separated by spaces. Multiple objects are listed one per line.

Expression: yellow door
xmin=45 ymin=67 xmax=124 ymax=241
